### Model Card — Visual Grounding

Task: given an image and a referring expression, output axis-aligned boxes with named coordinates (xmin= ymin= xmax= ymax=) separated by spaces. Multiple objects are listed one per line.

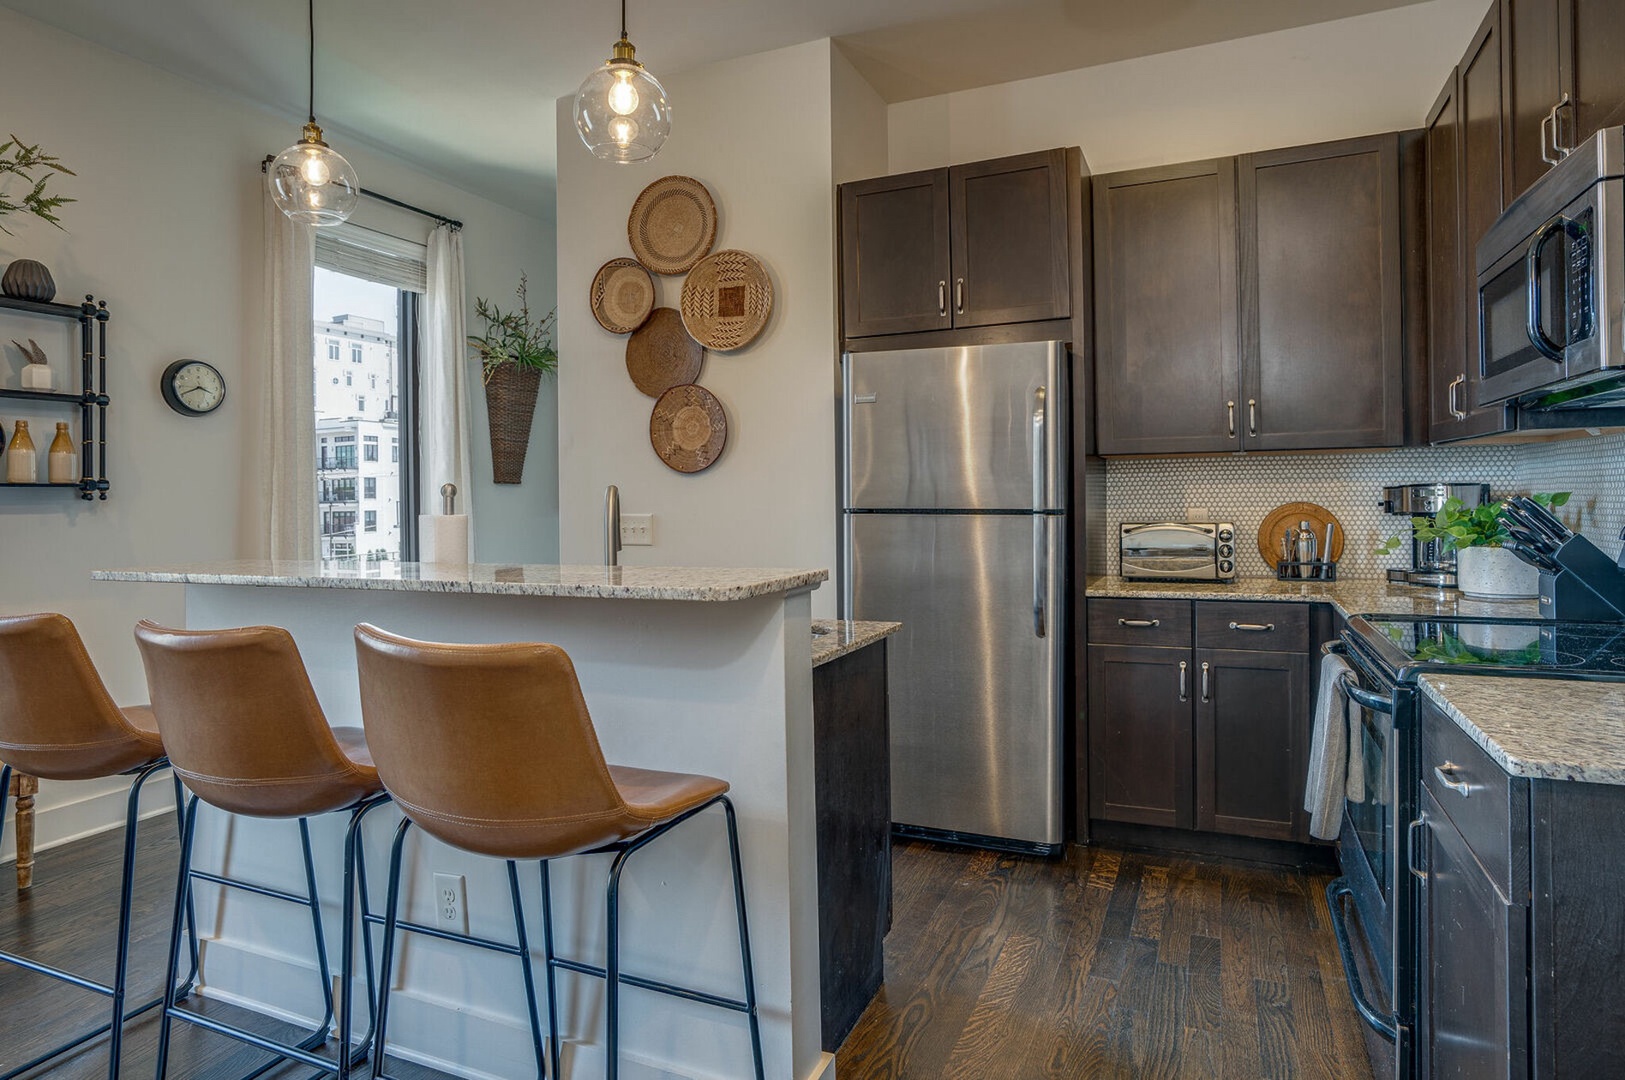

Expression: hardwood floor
xmin=835 ymin=840 xmax=1377 ymax=1080
xmin=3 ymin=823 xmax=1374 ymax=1079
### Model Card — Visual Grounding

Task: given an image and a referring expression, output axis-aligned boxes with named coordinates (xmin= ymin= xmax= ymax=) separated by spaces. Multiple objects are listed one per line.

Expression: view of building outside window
xmin=314 ymin=267 xmax=403 ymax=562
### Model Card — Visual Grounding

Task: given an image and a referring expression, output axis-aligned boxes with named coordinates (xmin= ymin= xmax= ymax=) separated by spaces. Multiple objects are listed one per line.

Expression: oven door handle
xmin=1525 ymin=214 xmax=1570 ymax=362
xmin=1337 ymin=672 xmax=1395 ymax=715
xmin=1326 ymin=878 xmax=1400 ymax=1043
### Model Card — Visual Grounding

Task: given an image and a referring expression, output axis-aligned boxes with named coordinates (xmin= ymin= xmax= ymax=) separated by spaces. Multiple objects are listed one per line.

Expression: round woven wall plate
xmin=590 ymin=258 xmax=655 ymax=334
xmin=650 ymin=384 xmax=727 ymax=474
xmin=628 ymin=176 xmax=718 ymax=275
xmin=625 ymin=307 xmax=704 ymax=397
xmin=681 ymin=249 xmax=773 ymax=351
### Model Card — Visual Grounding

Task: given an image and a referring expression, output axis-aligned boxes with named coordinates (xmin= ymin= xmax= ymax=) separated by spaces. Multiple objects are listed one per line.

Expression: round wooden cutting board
xmin=1257 ymin=502 xmax=1346 ymax=568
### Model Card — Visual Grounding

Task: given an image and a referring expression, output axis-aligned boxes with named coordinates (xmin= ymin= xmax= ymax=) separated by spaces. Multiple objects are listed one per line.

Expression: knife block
xmin=1537 ymin=533 xmax=1625 ymax=620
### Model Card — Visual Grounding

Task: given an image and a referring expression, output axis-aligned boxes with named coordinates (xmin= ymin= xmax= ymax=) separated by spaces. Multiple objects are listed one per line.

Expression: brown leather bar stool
xmin=0 ymin=612 xmax=196 ymax=1080
xmin=135 ymin=620 xmax=390 ymax=1080
xmin=353 ymin=623 xmax=764 ymax=1080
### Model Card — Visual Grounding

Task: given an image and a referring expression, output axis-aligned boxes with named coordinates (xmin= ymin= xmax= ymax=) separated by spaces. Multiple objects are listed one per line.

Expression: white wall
xmin=555 ymin=39 xmax=843 ymax=616
xmin=889 ymin=0 xmax=1488 ymax=175
xmin=0 ymin=6 xmax=555 ymax=858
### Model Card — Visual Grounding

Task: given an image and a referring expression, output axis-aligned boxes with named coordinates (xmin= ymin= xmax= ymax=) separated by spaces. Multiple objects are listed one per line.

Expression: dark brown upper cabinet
xmin=839 ymin=149 xmax=1075 ymax=340
xmin=1093 ymin=161 xmax=1240 ymax=455
xmin=1239 ymin=135 xmax=1406 ymax=450
xmin=1499 ymin=0 xmax=1625 ymax=203
xmin=1094 ymin=135 xmax=1406 ymax=455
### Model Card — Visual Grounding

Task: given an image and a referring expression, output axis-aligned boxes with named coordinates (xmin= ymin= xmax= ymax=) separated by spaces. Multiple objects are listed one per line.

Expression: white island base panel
xmin=173 ymin=582 xmax=830 ymax=1080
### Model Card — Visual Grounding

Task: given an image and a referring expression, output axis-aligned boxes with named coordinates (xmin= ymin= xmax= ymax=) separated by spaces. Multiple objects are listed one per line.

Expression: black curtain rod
xmin=259 ymin=154 xmax=464 ymax=231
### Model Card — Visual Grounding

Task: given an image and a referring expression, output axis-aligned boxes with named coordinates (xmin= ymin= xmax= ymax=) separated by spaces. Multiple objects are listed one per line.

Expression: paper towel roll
xmin=419 ymin=514 xmax=469 ymax=564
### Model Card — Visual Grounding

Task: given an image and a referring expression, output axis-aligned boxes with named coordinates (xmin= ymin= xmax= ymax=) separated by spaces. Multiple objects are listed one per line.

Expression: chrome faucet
xmin=605 ymin=484 xmax=622 ymax=567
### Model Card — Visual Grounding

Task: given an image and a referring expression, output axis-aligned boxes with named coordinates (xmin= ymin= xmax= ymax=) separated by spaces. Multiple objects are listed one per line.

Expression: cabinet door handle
xmin=1448 ymin=375 xmax=1468 ymax=420
xmin=1178 ymin=660 xmax=1188 ymax=703
xmin=954 ymin=277 xmax=965 ymax=314
xmin=1541 ymin=105 xmax=1559 ymax=166
xmin=1200 ymin=661 xmax=1211 ymax=703
xmin=1247 ymin=398 xmax=1259 ymax=437
xmin=1226 ymin=400 xmax=1237 ymax=439
xmin=1552 ymin=92 xmax=1573 ymax=159
xmin=1117 ymin=618 xmax=1160 ymax=628
xmin=1433 ymin=762 xmax=1475 ymax=798
xmin=1228 ymin=621 xmax=1275 ymax=632
xmin=938 ymin=280 xmax=947 ymax=318
xmin=1407 ymin=816 xmax=1429 ymax=881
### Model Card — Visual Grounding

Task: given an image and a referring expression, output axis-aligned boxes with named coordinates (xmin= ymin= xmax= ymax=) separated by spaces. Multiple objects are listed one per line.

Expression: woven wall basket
xmin=483 ymin=363 xmax=542 ymax=484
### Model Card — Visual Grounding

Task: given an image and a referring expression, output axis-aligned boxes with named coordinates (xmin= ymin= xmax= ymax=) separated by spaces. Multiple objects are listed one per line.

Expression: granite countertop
xmin=1419 ymin=674 xmax=1625 ymax=785
xmin=92 ymin=560 xmax=828 ymax=603
xmin=811 ymin=619 xmax=901 ymax=667
xmin=1086 ymin=575 xmax=1545 ymax=621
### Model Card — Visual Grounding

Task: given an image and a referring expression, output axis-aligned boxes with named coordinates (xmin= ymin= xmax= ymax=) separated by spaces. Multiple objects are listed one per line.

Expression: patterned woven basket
xmin=483 ymin=363 xmax=542 ymax=484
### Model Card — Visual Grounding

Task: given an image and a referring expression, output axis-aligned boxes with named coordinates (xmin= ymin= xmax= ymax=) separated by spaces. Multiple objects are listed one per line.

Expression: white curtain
xmin=262 ymin=192 xmax=317 ymax=560
xmin=421 ymin=225 xmax=474 ymax=533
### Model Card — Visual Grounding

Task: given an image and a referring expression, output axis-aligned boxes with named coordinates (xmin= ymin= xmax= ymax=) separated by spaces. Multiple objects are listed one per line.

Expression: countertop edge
xmin=1418 ymin=675 xmax=1625 ymax=786
xmin=811 ymin=620 xmax=901 ymax=668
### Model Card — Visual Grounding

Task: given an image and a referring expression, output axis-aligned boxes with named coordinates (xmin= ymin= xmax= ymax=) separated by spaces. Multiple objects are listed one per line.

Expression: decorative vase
xmin=483 ymin=364 xmax=542 ymax=484
xmin=47 ymin=422 xmax=75 ymax=484
xmin=1456 ymin=545 xmax=1540 ymax=600
xmin=6 ymin=420 xmax=36 ymax=483
xmin=0 ymin=260 xmax=57 ymax=303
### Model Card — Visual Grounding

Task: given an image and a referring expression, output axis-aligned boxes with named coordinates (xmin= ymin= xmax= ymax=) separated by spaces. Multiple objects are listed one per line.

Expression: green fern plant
xmin=0 ymin=135 xmax=76 ymax=234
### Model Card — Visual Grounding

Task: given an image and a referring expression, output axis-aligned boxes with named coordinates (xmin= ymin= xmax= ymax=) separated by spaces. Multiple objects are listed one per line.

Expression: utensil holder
xmin=1277 ymin=559 xmax=1338 ymax=581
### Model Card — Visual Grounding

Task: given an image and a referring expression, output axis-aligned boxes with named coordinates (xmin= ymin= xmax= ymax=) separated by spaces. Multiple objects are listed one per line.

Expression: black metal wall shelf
xmin=0 ymin=293 xmax=110 ymax=499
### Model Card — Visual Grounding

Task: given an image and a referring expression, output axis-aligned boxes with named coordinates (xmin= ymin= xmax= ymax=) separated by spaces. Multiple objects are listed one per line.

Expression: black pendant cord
xmin=621 ymin=0 xmax=627 ymax=40
xmin=307 ymin=0 xmax=316 ymax=123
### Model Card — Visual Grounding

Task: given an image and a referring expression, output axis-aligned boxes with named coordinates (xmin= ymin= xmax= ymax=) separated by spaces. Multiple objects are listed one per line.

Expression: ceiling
xmin=0 ymin=0 xmax=1430 ymax=218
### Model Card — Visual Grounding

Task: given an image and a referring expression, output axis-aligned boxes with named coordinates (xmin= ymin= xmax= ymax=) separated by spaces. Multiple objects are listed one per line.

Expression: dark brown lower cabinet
xmin=1195 ymin=647 xmax=1309 ymax=841
xmin=1087 ymin=643 xmax=1193 ymax=828
xmin=812 ymin=639 xmax=892 ymax=1052
xmin=1085 ymin=599 xmax=1311 ymax=842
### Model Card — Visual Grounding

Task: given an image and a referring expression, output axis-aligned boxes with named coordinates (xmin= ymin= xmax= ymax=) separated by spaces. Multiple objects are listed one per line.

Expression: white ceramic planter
xmin=1456 ymin=545 xmax=1540 ymax=600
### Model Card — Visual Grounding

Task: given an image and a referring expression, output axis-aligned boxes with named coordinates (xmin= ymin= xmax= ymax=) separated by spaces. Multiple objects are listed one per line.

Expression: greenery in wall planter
xmin=468 ymin=273 xmax=557 ymax=484
xmin=0 ymin=134 xmax=76 ymax=303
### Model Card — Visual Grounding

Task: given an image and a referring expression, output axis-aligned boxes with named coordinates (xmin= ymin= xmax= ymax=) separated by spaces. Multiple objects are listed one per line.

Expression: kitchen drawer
xmin=1421 ymin=696 xmax=1528 ymax=902
xmin=1088 ymin=599 xmax=1192 ymax=647
xmin=1195 ymin=602 xmax=1309 ymax=653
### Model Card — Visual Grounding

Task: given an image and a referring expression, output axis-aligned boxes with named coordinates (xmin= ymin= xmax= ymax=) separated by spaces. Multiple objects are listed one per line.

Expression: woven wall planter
xmin=483 ymin=363 xmax=542 ymax=484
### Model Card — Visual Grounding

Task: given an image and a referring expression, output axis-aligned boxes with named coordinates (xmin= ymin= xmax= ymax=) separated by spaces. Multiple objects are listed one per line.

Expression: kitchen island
xmin=92 ymin=560 xmax=832 ymax=1080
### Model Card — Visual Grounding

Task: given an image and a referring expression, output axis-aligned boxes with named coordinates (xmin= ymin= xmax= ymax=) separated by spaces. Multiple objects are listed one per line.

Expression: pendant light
xmin=267 ymin=0 xmax=359 ymax=225
xmin=574 ymin=0 xmax=671 ymax=163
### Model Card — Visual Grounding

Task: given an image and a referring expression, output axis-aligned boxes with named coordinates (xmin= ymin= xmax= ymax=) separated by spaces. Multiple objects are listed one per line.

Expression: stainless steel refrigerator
xmin=841 ymin=341 xmax=1067 ymax=855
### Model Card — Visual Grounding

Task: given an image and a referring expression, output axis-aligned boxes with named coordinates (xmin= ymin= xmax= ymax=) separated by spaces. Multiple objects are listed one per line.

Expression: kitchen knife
xmin=1511 ymin=496 xmax=1574 ymax=543
xmin=1505 ymin=540 xmax=1561 ymax=573
xmin=1503 ymin=501 xmax=1566 ymax=552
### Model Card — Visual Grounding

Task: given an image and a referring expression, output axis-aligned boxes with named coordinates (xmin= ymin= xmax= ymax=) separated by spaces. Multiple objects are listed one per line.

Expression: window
xmin=364 ymin=477 xmax=376 ymax=499
xmin=391 ymin=438 xmax=399 ymax=463
xmin=351 ymin=344 xmax=363 ymax=364
xmin=323 ymin=510 xmax=356 ymax=535
xmin=345 ymin=372 xmax=353 ymax=387
xmin=327 ymin=339 xmax=340 ymax=360
xmin=324 ymin=444 xmax=356 ymax=470
xmin=364 ymin=435 xmax=379 ymax=462
xmin=369 ymin=374 xmax=377 ymax=389
xmin=364 ymin=510 xmax=377 ymax=532
xmin=356 ymin=396 xmax=366 ymax=412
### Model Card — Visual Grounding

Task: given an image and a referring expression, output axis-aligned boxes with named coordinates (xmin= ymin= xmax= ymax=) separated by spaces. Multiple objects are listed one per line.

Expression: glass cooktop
xmin=1348 ymin=614 xmax=1625 ymax=682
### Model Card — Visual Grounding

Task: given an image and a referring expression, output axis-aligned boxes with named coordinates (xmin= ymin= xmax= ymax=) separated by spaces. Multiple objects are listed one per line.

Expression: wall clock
xmin=160 ymin=359 xmax=226 ymax=416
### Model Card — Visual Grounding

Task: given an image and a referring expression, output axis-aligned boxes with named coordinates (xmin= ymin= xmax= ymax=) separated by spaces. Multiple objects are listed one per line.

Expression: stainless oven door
xmin=1119 ymin=523 xmax=1216 ymax=579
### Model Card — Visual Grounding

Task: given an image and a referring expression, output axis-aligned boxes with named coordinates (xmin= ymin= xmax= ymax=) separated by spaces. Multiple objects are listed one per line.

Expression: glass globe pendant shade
xmin=267 ymin=122 xmax=360 ymax=226
xmin=575 ymin=43 xmax=670 ymax=164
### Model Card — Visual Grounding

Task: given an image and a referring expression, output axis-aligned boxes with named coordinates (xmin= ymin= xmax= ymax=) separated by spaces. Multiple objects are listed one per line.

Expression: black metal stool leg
xmin=506 ymin=860 xmax=548 ymax=1078
xmin=721 ymin=796 xmax=766 ymax=1080
xmin=339 ymin=795 xmax=389 ymax=1079
xmin=539 ymin=860 xmax=562 ymax=1080
xmin=298 ymin=817 xmax=338 ymax=1043
xmin=103 ymin=761 xmax=165 ymax=1079
xmin=604 ymin=847 xmax=633 ymax=1080
xmin=155 ymin=794 xmax=202 ymax=1080
xmin=172 ymin=772 xmax=201 ymax=999
xmin=369 ymin=817 xmax=413 ymax=1080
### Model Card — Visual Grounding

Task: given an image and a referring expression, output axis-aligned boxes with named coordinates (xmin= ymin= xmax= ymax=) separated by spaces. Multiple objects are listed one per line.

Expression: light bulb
xmin=608 ymin=73 xmax=639 ymax=116
xmin=301 ymin=150 xmax=332 ymax=186
xmin=307 ymin=187 xmax=325 ymax=208
xmin=609 ymin=116 xmax=639 ymax=147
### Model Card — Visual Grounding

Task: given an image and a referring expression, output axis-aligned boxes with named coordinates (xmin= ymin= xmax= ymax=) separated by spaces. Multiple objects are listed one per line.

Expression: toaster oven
xmin=1120 ymin=522 xmax=1238 ymax=581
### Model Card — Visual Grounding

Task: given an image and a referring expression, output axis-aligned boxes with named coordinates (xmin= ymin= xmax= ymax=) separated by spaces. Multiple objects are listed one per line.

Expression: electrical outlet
xmin=434 ymin=872 xmax=467 ymax=934
xmin=620 ymin=513 xmax=654 ymax=546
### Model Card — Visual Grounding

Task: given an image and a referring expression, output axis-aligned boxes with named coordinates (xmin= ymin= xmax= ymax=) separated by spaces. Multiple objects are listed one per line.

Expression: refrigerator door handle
xmin=1032 ymin=386 xmax=1047 ymax=638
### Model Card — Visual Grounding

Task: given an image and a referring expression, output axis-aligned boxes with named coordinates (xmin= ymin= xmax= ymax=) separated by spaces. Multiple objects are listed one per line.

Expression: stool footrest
xmin=189 ymin=868 xmax=317 ymax=906
xmin=361 ymin=912 xmax=527 ymax=956
xmin=162 ymin=1003 xmax=336 ymax=1074
xmin=548 ymin=955 xmax=753 ymax=1014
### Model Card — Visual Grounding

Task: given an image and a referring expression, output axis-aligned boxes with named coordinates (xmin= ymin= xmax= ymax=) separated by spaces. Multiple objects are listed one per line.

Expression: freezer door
xmin=849 ymin=511 xmax=1064 ymax=845
xmin=844 ymin=341 xmax=1067 ymax=511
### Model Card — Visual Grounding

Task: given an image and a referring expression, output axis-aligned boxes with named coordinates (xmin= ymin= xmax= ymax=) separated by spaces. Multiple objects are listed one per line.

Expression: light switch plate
xmin=621 ymin=513 xmax=653 ymax=546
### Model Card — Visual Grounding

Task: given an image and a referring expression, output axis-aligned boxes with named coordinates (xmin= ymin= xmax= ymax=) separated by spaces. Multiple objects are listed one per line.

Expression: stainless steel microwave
xmin=1119 ymin=522 xmax=1237 ymax=582
xmin=1475 ymin=127 xmax=1625 ymax=408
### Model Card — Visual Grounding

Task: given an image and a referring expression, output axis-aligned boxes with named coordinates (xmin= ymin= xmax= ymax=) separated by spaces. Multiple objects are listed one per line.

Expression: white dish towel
xmin=1305 ymin=651 xmax=1357 ymax=840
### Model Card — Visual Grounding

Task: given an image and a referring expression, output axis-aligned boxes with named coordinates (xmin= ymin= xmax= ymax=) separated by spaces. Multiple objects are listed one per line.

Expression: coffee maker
xmin=1381 ymin=483 xmax=1491 ymax=587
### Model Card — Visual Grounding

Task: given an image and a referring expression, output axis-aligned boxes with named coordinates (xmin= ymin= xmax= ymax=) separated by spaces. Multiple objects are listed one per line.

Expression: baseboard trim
xmin=1 ymin=777 xmax=177 ymax=865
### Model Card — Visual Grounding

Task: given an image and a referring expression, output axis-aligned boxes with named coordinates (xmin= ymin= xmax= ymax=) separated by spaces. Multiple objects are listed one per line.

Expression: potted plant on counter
xmin=1381 ymin=492 xmax=1571 ymax=599
xmin=469 ymin=273 xmax=557 ymax=484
